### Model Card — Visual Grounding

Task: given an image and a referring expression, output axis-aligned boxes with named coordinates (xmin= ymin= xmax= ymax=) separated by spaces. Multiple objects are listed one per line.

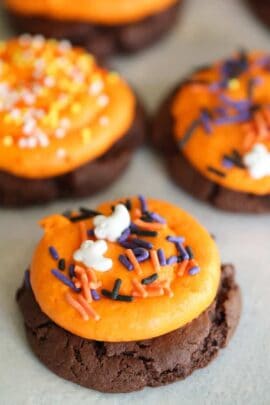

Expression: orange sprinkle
xmin=243 ymin=126 xmax=256 ymax=150
xmin=77 ymin=294 xmax=100 ymax=321
xmin=133 ymin=219 xmax=165 ymax=231
xmin=74 ymin=265 xmax=85 ymax=276
xmin=79 ymin=221 xmax=88 ymax=242
xmin=86 ymin=267 xmax=97 ymax=283
xmin=262 ymin=108 xmax=270 ymax=128
xmin=150 ymin=250 xmax=160 ymax=273
xmin=74 ymin=280 xmax=82 ymax=289
xmin=177 ymin=260 xmax=189 ymax=277
xmin=254 ymin=112 xmax=268 ymax=139
xmin=146 ymin=288 xmax=164 ymax=297
xmin=80 ymin=272 xmax=92 ymax=302
xmin=65 ymin=292 xmax=89 ymax=321
xmin=89 ymin=281 xmax=102 ymax=289
xmin=132 ymin=279 xmax=148 ymax=298
xmin=134 ymin=208 xmax=142 ymax=219
xmin=163 ymin=285 xmax=174 ymax=298
xmin=126 ymin=249 xmax=142 ymax=275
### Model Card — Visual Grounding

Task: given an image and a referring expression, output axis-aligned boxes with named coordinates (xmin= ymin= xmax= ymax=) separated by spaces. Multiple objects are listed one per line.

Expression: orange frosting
xmin=5 ymin=0 xmax=179 ymax=25
xmin=30 ymin=196 xmax=221 ymax=342
xmin=171 ymin=52 xmax=270 ymax=195
xmin=0 ymin=37 xmax=135 ymax=179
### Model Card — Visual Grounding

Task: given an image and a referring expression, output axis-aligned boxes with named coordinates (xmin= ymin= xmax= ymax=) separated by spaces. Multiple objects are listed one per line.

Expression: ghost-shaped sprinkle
xmin=243 ymin=143 xmax=270 ymax=179
xmin=93 ymin=204 xmax=131 ymax=242
xmin=73 ymin=240 xmax=112 ymax=272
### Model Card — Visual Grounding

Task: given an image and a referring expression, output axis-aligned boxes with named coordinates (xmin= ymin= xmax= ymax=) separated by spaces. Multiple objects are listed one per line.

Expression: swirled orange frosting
xmin=5 ymin=0 xmax=179 ymax=25
xmin=0 ymin=36 xmax=135 ymax=179
xmin=171 ymin=51 xmax=270 ymax=195
xmin=30 ymin=196 xmax=221 ymax=342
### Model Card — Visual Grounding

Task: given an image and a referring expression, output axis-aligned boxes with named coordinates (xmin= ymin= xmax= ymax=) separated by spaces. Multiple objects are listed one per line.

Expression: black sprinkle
xmin=58 ymin=258 xmax=66 ymax=271
xmin=112 ymin=279 xmax=122 ymax=299
xmin=141 ymin=273 xmax=158 ymax=285
xmin=79 ymin=207 xmax=101 ymax=216
xmin=140 ymin=212 xmax=154 ymax=223
xmin=130 ymin=229 xmax=158 ymax=237
xmin=62 ymin=210 xmax=72 ymax=218
xmin=124 ymin=199 xmax=132 ymax=211
xmin=207 ymin=166 xmax=226 ymax=178
xmin=115 ymin=294 xmax=134 ymax=303
xmin=101 ymin=289 xmax=113 ymax=299
xmin=111 ymin=205 xmax=115 ymax=212
xmin=224 ymin=149 xmax=245 ymax=169
xmin=186 ymin=246 xmax=194 ymax=259
xmin=178 ymin=119 xmax=201 ymax=149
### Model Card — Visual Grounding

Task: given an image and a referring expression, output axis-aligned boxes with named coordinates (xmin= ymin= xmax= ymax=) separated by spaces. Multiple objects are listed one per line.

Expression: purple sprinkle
xmin=157 ymin=248 xmax=166 ymax=266
xmin=119 ymin=241 xmax=137 ymax=249
xmin=119 ymin=255 xmax=134 ymax=271
xmin=130 ymin=223 xmax=139 ymax=232
xmin=166 ymin=256 xmax=178 ymax=265
xmin=222 ymin=158 xmax=234 ymax=169
xmin=208 ymin=82 xmax=221 ymax=92
xmin=219 ymin=94 xmax=251 ymax=112
xmin=215 ymin=111 xmax=250 ymax=126
xmin=167 ymin=236 xmax=185 ymax=244
xmin=200 ymin=111 xmax=212 ymax=134
xmin=51 ymin=269 xmax=79 ymax=292
xmin=117 ymin=227 xmax=131 ymax=243
xmin=24 ymin=270 xmax=31 ymax=289
xmin=138 ymin=195 xmax=147 ymax=213
xmin=87 ymin=229 xmax=95 ymax=237
xmin=49 ymin=246 xmax=59 ymax=260
xmin=176 ymin=242 xmax=189 ymax=260
xmin=91 ymin=289 xmax=100 ymax=301
xmin=133 ymin=247 xmax=149 ymax=262
xmin=69 ymin=263 xmax=75 ymax=279
xmin=189 ymin=266 xmax=200 ymax=276
xmin=148 ymin=212 xmax=166 ymax=224
xmin=132 ymin=238 xmax=153 ymax=250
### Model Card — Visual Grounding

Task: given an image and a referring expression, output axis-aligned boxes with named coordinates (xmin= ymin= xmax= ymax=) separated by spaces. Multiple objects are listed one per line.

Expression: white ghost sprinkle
xmin=73 ymin=240 xmax=112 ymax=272
xmin=243 ymin=143 xmax=270 ymax=179
xmin=93 ymin=204 xmax=131 ymax=242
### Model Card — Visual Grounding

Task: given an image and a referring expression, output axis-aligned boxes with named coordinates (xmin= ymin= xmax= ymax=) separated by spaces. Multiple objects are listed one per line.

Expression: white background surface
xmin=0 ymin=1 xmax=270 ymax=404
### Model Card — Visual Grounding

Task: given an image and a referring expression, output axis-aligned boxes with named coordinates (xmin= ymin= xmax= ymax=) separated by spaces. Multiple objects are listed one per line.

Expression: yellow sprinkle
xmin=107 ymin=72 xmax=119 ymax=84
xmin=71 ymin=103 xmax=82 ymax=114
xmin=81 ymin=128 xmax=92 ymax=143
xmin=3 ymin=135 xmax=13 ymax=147
xmin=228 ymin=79 xmax=240 ymax=90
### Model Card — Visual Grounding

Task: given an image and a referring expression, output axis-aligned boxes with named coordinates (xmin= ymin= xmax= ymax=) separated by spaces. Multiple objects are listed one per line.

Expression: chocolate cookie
xmin=0 ymin=102 xmax=146 ymax=207
xmin=152 ymin=52 xmax=270 ymax=213
xmin=17 ymin=264 xmax=241 ymax=393
xmin=6 ymin=1 xmax=182 ymax=59
xmin=246 ymin=0 xmax=270 ymax=29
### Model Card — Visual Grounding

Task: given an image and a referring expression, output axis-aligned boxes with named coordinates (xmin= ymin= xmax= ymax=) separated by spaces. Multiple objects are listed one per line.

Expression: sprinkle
xmin=141 ymin=273 xmax=158 ymax=285
xmin=99 ymin=116 xmax=109 ymax=126
xmin=119 ymin=241 xmax=137 ymax=249
xmin=112 ymin=278 xmax=122 ymax=299
xmin=69 ymin=264 xmax=75 ymax=278
xmin=24 ymin=270 xmax=31 ymax=288
xmin=58 ymin=258 xmax=66 ymax=271
xmin=101 ymin=289 xmax=113 ymax=299
xmin=133 ymin=219 xmax=164 ymax=231
xmin=56 ymin=148 xmax=66 ymax=159
xmin=97 ymin=94 xmax=109 ymax=107
xmin=132 ymin=279 xmax=148 ymax=298
xmin=147 ymin=212 xmax=166 ymax=224
xmin=91 ymin=289 xmax=100 ymax=301
xmin=157 ymin=248 xmax=166 ymax=266
xmin=145 ymin=289 xmax=164 ymax=297
xmin=65 ymin=292 xmax=89 ymax=321
xmin=117 ymin=228 xmax=131 ymax=243
xmin=189 ymin=266 xmax=200 ymax=276
xmin=101 ymin=289 xmax=134 ymax=302
xmin=130 ymin=227 xmax=158 ymax=237
xmin=207 ymin=166 xmax=226 ymax=178
xmin=85 ymin=267 xmax=97 ymax=284
xmin=132 ymin=238 xmax=153 ymax=250
xmin=79 ymin=221 xmax=88 ymax=242
xmin=177 ymin=260 xmax=189 ymax=277
xmin=80 ymin=207 xmax=101 ymax=216
xmin=119 ymin=254 xmax=133 ymax=271
xmin=200 ymin=109 xmax=213 ymax=134
xmin=138 ymin=195 xmax=147 ymax=213
xmin=150 ymin=250 xmax=161 ymax=273
xmin=176 ymin=243 xmax=189 ymax=260
xmin=77 ymin=294 xmax=100 ymax=321
xmin=178 ymin=119 xmax=201 ymax=149
xmin=124 ymin=199 xmax=132 ymax=211
xmin=166 ymin=256 xmax=178 ymax=265
xmin=186 ymin=246 xmax=194 ymax=259
xmin=126 ymin=249 xmax=143 ymax=275
xmin=167 ymin=236 xmax=185 ymax=244
xmin=49 ymin=246 xmax=59 ymax=260
xmin=51 ymin=269 xmax=79 ymax=291
xmin=133 ymin=247 xmax=149 ymax=262
xmin=80 ymin=272 xmax=92 ymax=302
xmin=69 ymin=213 xmax=98 ymax=223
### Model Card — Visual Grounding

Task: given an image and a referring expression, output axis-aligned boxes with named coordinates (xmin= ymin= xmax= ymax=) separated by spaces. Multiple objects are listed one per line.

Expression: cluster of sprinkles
xmin=178 ymin=51 xmax=270 ymax=179
xmin=0 ymin=35 xmax=119 ymax=156
xmin=42 ymin=196 xmax=201 ymax=321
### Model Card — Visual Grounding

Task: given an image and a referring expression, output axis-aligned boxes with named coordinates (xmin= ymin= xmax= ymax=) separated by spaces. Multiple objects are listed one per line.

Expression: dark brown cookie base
xmin=17 ymin=264 xmax=241 ymax=393
xmin=247 ymin=0 xmax=270 ymax=29
xmin=6 ymin=1 xmax=182 ymax=59
xmin=152 ymin=90 xmax=270 ymax=213
xmin=0 ymin=102 xmax=146 ymax=207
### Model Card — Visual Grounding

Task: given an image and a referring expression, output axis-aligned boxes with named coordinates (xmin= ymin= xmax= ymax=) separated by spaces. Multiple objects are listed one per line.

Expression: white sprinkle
xmin=9 ymin=108 xmax=21 ymax=120
xmin=55 ymin=127 xmax=66 ymax=139
xmin=32 ymin=35 xmax=45 ymax=48
xmin=89 ymin=80 xmax=104 ymax=96
xmin=97 ymin=94 xmax=109 ymax=107
xmin=36 ymin=131 xmax=49 ymax=148
xmin=99 ymin=116 xmax=109 ymax=126
xmin=23 ymin=118 xmax=36 ymax=135
xmin=21 ymin=91 xmax=36 ymax=106
xmin=27 ymin=136 xmax=38 ymax=148
xmin=58 ymin=40 xmax=72 ymax=52
xmin=44 ymin=76 xmax=55 ymax=88
xmin=18 ymin=34 xmax=32 ymax=46
xmin=59 ymin=118 xmax=70 ymax=129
